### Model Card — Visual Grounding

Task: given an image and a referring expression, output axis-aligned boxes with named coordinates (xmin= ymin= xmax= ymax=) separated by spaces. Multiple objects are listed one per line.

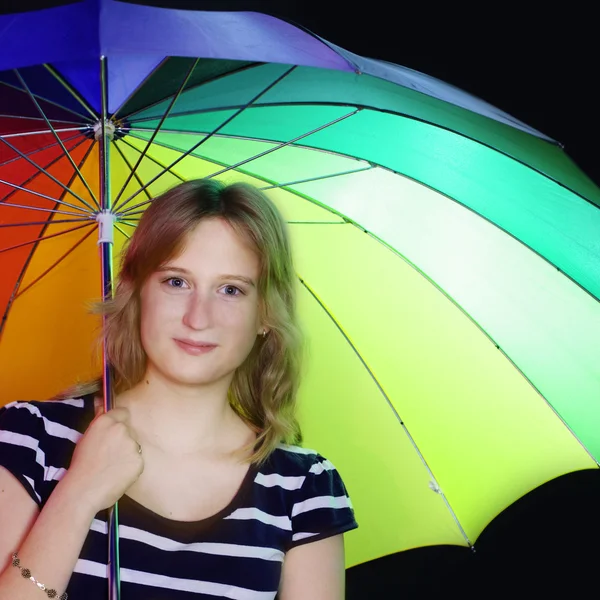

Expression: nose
xmin=182 ymin=290 xmax=212 ymax=330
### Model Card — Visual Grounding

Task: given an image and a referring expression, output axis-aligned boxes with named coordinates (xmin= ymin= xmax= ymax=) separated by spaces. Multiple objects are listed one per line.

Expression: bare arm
xmin=0 ymin=466 xmax=97 ymax=598
xmin=0 ymin=403 xmax=144 ymax=598
xmin=278 ymin=534 xmax=346 ymax=600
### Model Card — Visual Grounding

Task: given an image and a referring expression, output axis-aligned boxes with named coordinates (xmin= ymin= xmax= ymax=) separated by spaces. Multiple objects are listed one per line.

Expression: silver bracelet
xmin=11 ymin=552 xmax=68 ymax=599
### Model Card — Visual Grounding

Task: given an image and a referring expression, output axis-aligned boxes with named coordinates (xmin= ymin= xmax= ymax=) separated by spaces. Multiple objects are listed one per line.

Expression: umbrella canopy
xmin=1 ymin=0 xmax=599 ymax=572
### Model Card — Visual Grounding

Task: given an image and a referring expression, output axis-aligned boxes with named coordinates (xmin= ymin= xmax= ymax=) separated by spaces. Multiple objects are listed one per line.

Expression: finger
xmin=106 ymin=407 xmax=132 ymax=423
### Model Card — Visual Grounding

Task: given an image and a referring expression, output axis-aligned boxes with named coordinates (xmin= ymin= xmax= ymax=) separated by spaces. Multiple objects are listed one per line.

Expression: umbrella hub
xmin=96 ymin=210 xmax=116 ymax=244
xmin=93 ymin=119 xmax=116 ymax=141
xmin=83 ymin=118 xmax=129 ymax=140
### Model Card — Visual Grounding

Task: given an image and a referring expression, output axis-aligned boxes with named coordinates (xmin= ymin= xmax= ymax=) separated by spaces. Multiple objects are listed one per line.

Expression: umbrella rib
xmin=205 ymin=108 xmax=360 ymax=180
xmin=126 ymin=129 xmax=347 ymax=154
xmin=298 ymin=276 xmax=473 ymax=548
xmin=372 ymin=161 xmax=600 ymax=304
xmin=125 ymin=130 xmax=374 ymax=192
xmin=115 ymin=135 xmax=189 ymax=183
xmin=0 ymin=134 xmax=97 ymax=212
xmin=128 ymin=126 xmax=225 ymax=135
xmin=146 ymin=122 xmax=599 ymax=305
xmin=0 ymin=80 xmax=95 ymax=124
xmin=113 ymin=134 xmax=277 ymax=218
xmin=112 ymin=140 xmax=153 ymax=204
xmin=351 ymin=222 xmax=600 ymax=465
xmin=114 ymin=224 xmax=131 ymax=240
xmin=130 ymin=108 xmax=236 ymax=125
xmin=0 ymin=131 xmax=81 ymax=168
xmin=132 ymin=101 xmax=599 ymax=210
xmin=259 ymin=165 xmax=376 ymax=190
xmin=14 ymin=226 xmax=97 ymax=300
xmin=116 ymin=210 xmax=144 ymax=217
xmin=111 ymin=65 xmax=299 ymax=214
xmin=118 ymin=107 xmax=360 ymax=217
xmin=0 ymin=113 xmax=88 ymax=127
xmin=0 ymin=139 xmax=97 ymax=337
xmin=0 ymin=136 xmax=92 ymax=214
xmin=0 ymin=179 xmax=93 ymax=216
xmin=0 ymin=222 xmax=93 ymax=254
xmin=125 ymin=128 xmax=588 ymax=316
xmin=43 ymin=64 xmax=98 ymax=121
xmin=286 ymin=221 xmax=345 ymax=225
xmin=111 ymin=57 xmax=170 ymax=121
xmin=119 ymin=145 xmax=375 ymax=225
xmin=112 ymin=59 xmax=200 ymax=208
xmin=109 ymin=138 xmax=186 ymax=215
xmin=0 ymin=218 xmax=92 ymax=228
xmin=127 ymin=100 xmax=359 ymax=125
xmin=265 ymin=136 xmax=600 ymax=268
xmin=112 ymin=137 xmax=186 ymax=216
xmin=14 ymin=69 xmax=100 ymax=208
xmin=0 ymin=199 xmax=93 ymax=218
xmin=118 ymin=62 xmax=257 ymax=122
xmin=0 ymin=126 xmax=84 ymax=139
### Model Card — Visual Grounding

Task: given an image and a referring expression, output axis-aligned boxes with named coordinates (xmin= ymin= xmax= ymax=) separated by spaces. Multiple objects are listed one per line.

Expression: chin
xmin=164 ymin=364 xmax=233 ymax=388
xmin=146 ymin=350 xmax=247 ymax=388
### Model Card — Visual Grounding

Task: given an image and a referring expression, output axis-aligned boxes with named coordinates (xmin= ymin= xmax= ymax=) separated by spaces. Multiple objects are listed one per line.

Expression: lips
xmin=174 ymin=339 xmax=217 ymax=356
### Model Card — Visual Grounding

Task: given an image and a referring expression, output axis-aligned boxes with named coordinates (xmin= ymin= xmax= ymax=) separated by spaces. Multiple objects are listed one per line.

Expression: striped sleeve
xmin=288 ymin=453 xmax=358 ymax=550
xmin=0 ymin=402 xmax=53 ymax=507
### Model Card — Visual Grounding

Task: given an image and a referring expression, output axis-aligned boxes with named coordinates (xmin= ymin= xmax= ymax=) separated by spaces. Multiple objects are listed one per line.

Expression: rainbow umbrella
xmin=1 ymin=0 xmax=599 ymax=592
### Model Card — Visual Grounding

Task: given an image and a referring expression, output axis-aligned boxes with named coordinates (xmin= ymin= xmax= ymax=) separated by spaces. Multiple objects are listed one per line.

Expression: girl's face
xmin=139 ymin=217 xmax=264 ymax=389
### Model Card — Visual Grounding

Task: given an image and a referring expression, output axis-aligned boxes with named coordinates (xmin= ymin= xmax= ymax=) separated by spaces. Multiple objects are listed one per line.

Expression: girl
xmin=0 ymin=179 xmax=357 ymax=599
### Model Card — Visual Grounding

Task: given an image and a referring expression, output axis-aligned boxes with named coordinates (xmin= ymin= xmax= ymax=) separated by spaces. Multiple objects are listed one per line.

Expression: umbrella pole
xmin=98 ymin=55 xmax=121 ymax=600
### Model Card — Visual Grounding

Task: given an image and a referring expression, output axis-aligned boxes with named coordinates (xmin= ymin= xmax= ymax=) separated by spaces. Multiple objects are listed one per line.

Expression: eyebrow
xmin=156 ymin=266 xmax=256 ymax=287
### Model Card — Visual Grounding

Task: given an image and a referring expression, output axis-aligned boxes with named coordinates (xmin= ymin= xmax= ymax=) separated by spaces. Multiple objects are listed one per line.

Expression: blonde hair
xmin=69 ymin=179 xmax=303 ymax=465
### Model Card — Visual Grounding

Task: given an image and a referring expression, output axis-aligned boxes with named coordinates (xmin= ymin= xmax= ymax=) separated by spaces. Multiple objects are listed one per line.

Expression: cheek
xmin=139 ymin=305 xmax=159 ymax=354
xmin=139 ymin=293 xmax=180 ymax=344
xmin=218 ymin=300 xmax=260 ymax=332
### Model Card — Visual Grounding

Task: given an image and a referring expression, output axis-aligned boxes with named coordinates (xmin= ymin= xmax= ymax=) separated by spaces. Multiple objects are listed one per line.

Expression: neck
xmin=117 ymin=370 xmax=252 ymax=458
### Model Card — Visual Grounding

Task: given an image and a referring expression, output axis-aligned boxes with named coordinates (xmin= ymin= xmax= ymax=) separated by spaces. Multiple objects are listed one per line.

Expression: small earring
xmin=262 ymin=330 xmax=267 ymax=338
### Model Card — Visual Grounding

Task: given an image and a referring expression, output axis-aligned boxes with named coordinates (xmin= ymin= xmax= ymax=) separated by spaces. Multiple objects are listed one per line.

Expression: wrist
xmin=51 ymin=474 xmax=101 ymax=523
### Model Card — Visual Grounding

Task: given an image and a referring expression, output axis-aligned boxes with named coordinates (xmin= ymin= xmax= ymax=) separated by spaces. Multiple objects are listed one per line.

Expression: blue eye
xmin=222 ymin=285 xmax=242 ymax=296
xmin=165 ymin=277 xmax=187 ymax=288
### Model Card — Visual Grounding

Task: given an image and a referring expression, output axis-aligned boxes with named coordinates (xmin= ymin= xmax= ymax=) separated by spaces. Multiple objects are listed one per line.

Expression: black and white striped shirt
xmin=0 ymin=396 xmax=358 ymax=599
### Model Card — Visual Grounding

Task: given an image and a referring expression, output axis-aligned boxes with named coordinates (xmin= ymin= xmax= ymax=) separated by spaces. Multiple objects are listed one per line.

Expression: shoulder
xmin=265 ymin=444 xmax=334 ymax=477
xmin=265 ymin=445 xmax=358 ymax=550
xmin=0 ymin=395 xmax=94 ymax=442
xmin=266 ymin=443 xmax=353 ymax=508
xmin=0 ymin=395 xmax=95 ymax=507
